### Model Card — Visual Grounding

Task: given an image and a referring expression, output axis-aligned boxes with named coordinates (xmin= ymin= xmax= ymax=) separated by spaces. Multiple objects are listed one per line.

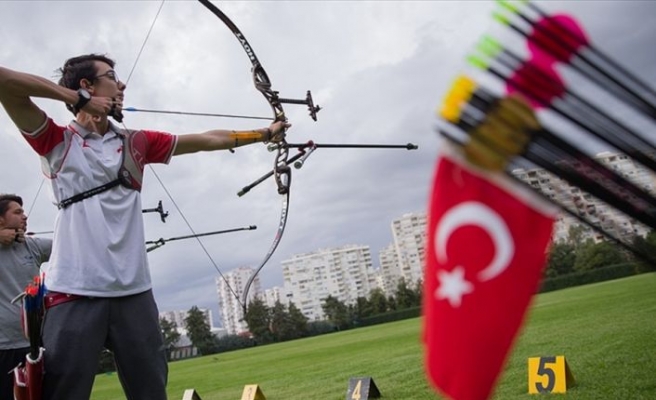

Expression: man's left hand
xmin=267 ymin=121 xmax=291 ymax=143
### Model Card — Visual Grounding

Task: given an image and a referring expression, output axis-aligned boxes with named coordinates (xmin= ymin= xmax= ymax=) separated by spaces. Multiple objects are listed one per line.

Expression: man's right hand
xmin=83 ymin=96 xmax=119 ymax=119
xmin=0 ymin=228 xmax=23 ymax=246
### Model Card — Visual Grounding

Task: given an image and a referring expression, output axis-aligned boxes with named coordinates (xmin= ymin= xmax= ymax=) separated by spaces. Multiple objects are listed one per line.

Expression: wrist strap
xmin=73 ymin=90 xmax=91 ymax=114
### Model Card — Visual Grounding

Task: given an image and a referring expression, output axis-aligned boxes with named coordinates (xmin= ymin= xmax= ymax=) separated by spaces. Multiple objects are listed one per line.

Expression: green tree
xmin=574 ymin=240 xmax=627 ymax=271
xmin=321 ymin=295 xmax=350 ymax=330
xmin=184 ymin=306 xmax=216 ymax=355
xmin=287 ymin=302 xmax=309 ymax=338
xmin=395 ymin=278 xmax=419 ymax=309
xmin=159 ymin=317 xmax=181 ymax=359
xmin=631 ymin=231 xmax=656 ymax=272
xmin=414 ymin=279 xmax=423 ymax=304
xmin=368 ymin=288 xmax=388 ymax=314
xmin=546 ymin=241 xmax=576 ymax=277
xmin=352 ymin=296 xmax=373 ymax=320
xmin=386 ymin=295 xmax=398 ymax=311
xmin=269 ymin=300 xmax=296 ymax=342
xmin=243 ymin=297 xmax=273 ymax=344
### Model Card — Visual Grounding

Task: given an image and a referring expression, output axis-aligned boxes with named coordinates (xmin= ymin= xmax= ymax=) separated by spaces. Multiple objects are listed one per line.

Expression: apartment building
xmin=512 ymin=151 xmax=654 ymax=243
xmin=377 ymin=212 xmax=427 ymax=296
xmin=282 ymin=244 xmax=378 ymax=320
xmin=216 ymin=266 xmax=262 ymax=335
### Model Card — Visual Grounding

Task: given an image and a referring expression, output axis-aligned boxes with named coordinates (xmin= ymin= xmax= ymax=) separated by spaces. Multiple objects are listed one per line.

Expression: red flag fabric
xmin=423 ymin=143 xmax=556 ymax=400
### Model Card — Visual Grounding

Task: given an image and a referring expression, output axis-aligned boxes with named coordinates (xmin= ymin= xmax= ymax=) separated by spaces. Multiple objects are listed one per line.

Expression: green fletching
xmin=492 ymin=11 xmax=510 ymax=26
xmin=478 ymin=36 xmax=502 ymax=58
xmin=466 ymin=55 xmax=488 ymax=70
xmin=497 ymin=0 xmax=519 ymax=14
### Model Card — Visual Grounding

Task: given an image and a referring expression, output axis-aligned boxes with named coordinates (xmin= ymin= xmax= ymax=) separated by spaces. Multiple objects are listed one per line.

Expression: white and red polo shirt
xmin=22 ymin=118 xmax=177 ymax=297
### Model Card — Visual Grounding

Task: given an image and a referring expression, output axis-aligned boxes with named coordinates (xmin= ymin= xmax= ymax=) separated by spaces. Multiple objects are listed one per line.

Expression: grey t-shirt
xmin=0 ymin=237 xmax=52 ymax=349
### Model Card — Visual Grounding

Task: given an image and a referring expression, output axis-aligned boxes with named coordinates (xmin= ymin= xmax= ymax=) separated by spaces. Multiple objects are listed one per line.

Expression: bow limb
xmin=240 ymin=190 xmax=290 ymax=315
xmin=198 ymin=0 xmax=292 ymax=312
xmin=197 ymin=0 xmax=291 ymax=192
xmin=196 ymin=0 xmax=284 ymax=115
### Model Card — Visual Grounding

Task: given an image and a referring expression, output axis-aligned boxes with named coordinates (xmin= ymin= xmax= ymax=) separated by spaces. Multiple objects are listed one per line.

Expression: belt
xmin=44 ymin=292 xmax=83 ymax=309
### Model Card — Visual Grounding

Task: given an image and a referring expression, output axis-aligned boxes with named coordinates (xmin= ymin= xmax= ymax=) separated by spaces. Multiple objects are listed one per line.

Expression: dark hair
xmin=57 ymin=53 xmax=116 ymax=115
xmin=0 ymin=194 xmax=23 ymax=217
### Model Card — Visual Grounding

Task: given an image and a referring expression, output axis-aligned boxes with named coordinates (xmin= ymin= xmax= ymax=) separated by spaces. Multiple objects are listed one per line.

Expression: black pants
xmin=42 ymin=290 xmax=168 ymax=400
xmin=0 ymin=346 xmax=29 ymax=400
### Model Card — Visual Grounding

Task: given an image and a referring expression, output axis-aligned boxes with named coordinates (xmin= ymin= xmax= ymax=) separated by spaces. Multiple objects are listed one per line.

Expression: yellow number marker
xmin=528 ymin=355 xmax=575 ymax=394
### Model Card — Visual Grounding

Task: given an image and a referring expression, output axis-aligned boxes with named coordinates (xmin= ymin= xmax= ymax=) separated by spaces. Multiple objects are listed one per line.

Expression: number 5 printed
xmin=528 ymin=355 xmax=574 ymax=394
xmin=536 ymin=356 xmax=556 ymax=392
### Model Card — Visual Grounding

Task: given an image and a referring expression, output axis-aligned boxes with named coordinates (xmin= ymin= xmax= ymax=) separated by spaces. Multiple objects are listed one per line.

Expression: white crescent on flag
xmin=435 ymin=201 xmax=515 ymax=282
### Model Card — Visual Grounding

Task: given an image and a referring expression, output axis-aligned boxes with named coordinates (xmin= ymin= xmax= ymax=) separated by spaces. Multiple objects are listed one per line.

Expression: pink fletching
xmin=506 ymin=59 xmax=564 ymax=109
xmin=528 ymin=14 xmax=590 ymax=63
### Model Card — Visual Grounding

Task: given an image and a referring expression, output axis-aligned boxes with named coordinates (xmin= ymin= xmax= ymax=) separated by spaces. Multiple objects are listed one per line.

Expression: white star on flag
xmin=435 ymin=266 xmax=474 ymax=307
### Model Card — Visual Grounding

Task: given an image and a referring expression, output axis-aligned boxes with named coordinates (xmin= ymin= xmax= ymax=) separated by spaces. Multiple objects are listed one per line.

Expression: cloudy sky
xmin=1 ymin=1 xmax=654 ymax=326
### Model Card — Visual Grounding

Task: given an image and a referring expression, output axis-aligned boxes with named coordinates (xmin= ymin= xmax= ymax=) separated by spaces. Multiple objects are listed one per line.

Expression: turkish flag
xmin=423 ymin=143 xmax=556 ymax=400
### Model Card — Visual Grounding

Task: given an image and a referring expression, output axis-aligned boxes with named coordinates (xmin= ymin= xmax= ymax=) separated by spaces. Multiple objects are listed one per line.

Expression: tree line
xmin=545 ymin=225 xmax=656 ymax=278
xmin=153 ymin=278 xmax=422 ymax=359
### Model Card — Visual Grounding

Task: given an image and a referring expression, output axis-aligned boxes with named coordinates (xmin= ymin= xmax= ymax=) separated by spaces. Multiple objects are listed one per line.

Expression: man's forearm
xmin=0 ymin=66 xmax=75 ymax=104
xmin=174 ymin=128 xmax=271 ymax=155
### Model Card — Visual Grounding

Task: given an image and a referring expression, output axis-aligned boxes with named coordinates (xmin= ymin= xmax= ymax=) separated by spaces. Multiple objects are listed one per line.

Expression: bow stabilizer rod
xmin=274 ymin=142 xmax=419 ymax=150
xmin=238 ymin=141 xmax=420 ymax=195
xmin=142 ymin=200 xmax=169 ymax=223
xmin=146 ymin=225 xmax=257 ymax=252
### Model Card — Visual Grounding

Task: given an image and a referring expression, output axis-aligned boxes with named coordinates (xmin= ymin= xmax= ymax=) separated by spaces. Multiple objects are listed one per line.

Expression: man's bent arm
xmin=0 ymin=66 xmax=112 ymax=133
xmin=0 ymin=66 xmax=76 ymax=132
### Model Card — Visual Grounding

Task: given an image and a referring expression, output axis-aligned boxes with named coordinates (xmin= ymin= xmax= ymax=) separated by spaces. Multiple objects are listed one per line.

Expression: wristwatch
xmin=73 ymin=89 xmax=92 ymax=114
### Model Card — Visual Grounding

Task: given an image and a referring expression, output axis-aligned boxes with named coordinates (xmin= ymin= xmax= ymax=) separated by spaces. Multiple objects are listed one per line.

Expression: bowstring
xmin=25 ymin=178 xmax=45 ymax=218
xmin=23 ymin=1 xmax=165 ymax=220
xmin=123 ymin=0 xmax=244 ymax=308
xmin=124 ymin=0 xmax=165 ymax=85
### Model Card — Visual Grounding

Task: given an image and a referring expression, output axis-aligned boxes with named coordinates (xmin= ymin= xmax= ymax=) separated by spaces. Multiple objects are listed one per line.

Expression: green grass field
xmin=91 ymin=273 xmax=656 ymax=399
